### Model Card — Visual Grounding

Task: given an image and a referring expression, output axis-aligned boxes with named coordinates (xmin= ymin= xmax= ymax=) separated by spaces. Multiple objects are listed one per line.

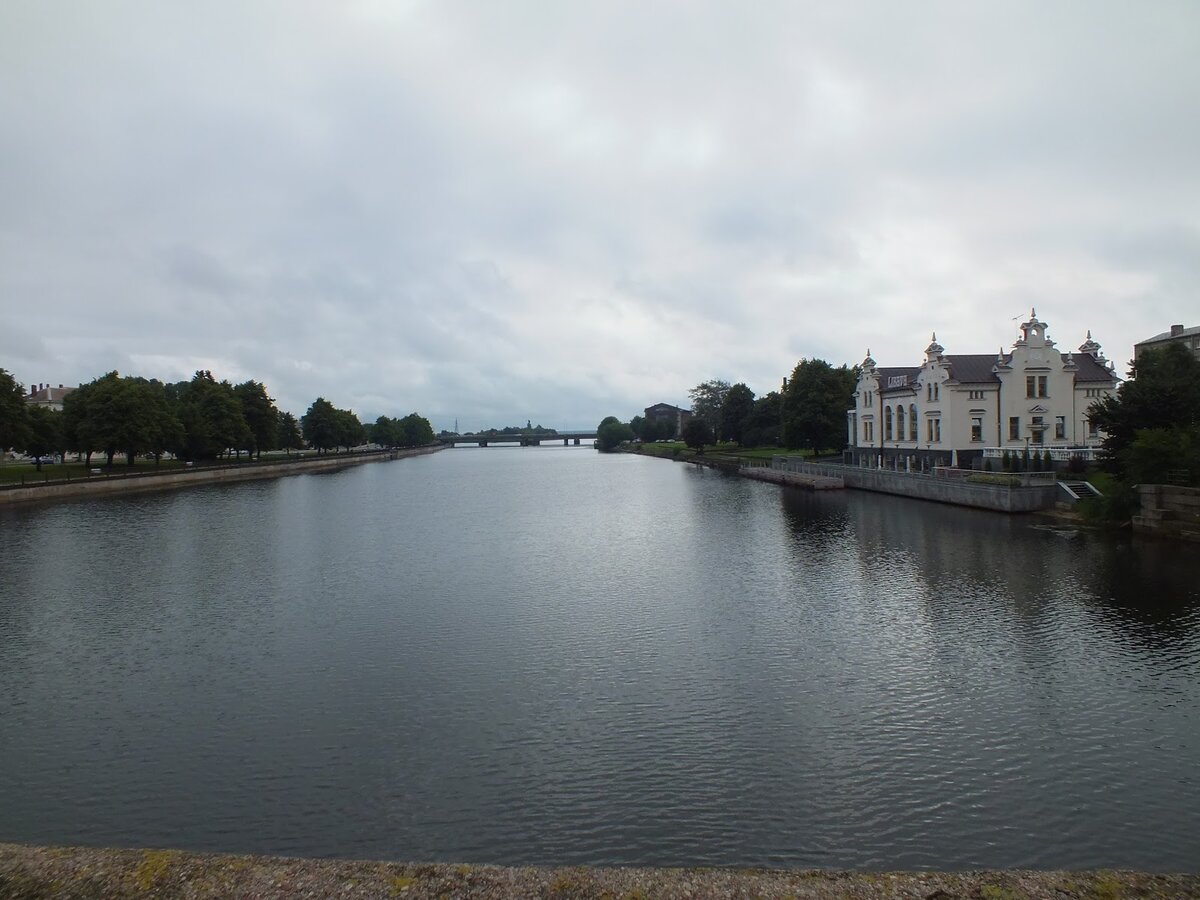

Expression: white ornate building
xmin=846 ymin=311 xmax=1118 ymax=470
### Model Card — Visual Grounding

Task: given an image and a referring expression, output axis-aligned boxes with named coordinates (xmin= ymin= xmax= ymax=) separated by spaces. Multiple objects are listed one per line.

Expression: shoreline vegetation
xmin=2 ymin=844 xmax=1196 ymax=899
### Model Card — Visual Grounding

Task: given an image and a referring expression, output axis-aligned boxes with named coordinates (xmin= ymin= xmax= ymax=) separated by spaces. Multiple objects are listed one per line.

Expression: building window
xmin=927 ymin=383 xmax=932 ymax=401
xmin=934 ymin=383 xmax=939 ymax=401
xmin=1055 ymin=416 xmax=1065 ymax=440
xmin=909 ymin=405 xmax=918 ymax=441
xmin=971 ymin=417 xmax=983 ymax=442
xmin=1088 ymin=418 xmax=1100 ymax=438
xmin=863 ymin=421 xmax=873 ymax=442
xmin=1009 ymin=417 xmax=1020 ymax=441
xmin=1038 ymin=376 xmax=1048 ymax=398
xmin=1031 ymin=416 xmax=1044 ymax=445
xmin=1026 ymin=375 xmax=1035 ymax=398
xmin=968 ymin=390 xmax=985 ymax=400
xmin=896 ymin=405 xmax=905 ymax=440
xmin=927 ymin=419 xmax=941 ymax=443
xmin=885 ymin=407 xmax=893 ymax=441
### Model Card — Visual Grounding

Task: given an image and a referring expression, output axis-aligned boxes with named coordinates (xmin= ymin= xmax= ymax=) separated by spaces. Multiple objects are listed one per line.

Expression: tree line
xmin=598 ymin=358 xmax=857 ymax=454
xmin=0 ymin=368 xmax=434 ymax=468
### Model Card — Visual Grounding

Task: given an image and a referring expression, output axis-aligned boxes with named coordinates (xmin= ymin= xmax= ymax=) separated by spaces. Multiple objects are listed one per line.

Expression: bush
xmin=966 ymin=473 xmax=1021 ymax=486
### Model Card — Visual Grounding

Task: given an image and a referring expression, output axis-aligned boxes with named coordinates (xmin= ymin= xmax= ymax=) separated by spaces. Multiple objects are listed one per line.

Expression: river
xmin=1 ymin=446 xmax=1197 ymax=871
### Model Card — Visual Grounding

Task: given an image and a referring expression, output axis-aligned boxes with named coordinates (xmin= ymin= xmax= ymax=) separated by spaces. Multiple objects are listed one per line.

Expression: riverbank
xmin=1 ymin=844 xmax=1194 ymax=899
xmin=0 ymin=445 xmax=444 ymax=506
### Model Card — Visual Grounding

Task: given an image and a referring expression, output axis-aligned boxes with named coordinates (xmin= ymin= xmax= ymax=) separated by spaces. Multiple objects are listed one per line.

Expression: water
xmin=1 ymin=446 xmax=1197 ymax=871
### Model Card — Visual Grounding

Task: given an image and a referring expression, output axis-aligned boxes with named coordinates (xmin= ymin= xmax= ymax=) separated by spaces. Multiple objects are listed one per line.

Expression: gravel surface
xmin=2 ymin=844 xmax=1197 ymax=898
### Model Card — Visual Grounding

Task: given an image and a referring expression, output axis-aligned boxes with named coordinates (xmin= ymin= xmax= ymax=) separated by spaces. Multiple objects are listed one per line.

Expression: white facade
xmin=846 ymin=311 xmax=1118 ymax=469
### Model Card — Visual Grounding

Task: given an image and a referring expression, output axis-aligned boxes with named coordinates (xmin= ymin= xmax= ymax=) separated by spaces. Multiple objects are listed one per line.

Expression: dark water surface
xmin=1 ymin=447 xmax=1197 ymax=871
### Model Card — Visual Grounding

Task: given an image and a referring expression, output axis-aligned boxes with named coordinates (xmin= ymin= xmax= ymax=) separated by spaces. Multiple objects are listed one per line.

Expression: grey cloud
xmin=2 ymin=1 xmax=1198 ymax=429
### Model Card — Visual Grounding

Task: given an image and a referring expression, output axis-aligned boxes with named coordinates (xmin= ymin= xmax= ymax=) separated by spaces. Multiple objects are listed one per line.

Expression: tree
xmin=335 ymin=409 xmax=365 ymax=451
xmin=1089 ymin=343 xmax=1200 ymax=483
xmin=781 ymin=359 xmax=857 ymax=453
xmin=278 ymin=411 xmax=304 ymax=454
xmin=741 ymin=392 xmax=782 ymax=448
xmin=681 ymin=417 xmax=712 ymax=451
xmin=718 ymin=383 xmax=756 ymax=444
xmin=302 ymin=397 xmax=339 ymax=453
xmin=596 ymin=415 xmax=633 ymax=451
xmin=170 ymin=371 xmax=252 ymax=462
xmin=0 ymin=368 xmax=30 ymax=455
xmin=24 ymin=406 xmax=62 ymax=468
xmin=688 ymin=380 xmax=731 ymax=433
xmin=234 ymin=380 xmax=279 ymax=459
xmin=397 ymin=412 xmax=434 ymax=447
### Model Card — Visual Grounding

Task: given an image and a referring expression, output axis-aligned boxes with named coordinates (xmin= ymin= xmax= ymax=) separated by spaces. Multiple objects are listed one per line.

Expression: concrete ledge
xmin=0 ymin=445 xmax=443 ymax=507
xmin=2 ymin=844 xmax=1195 ymax=899
xmin=741 ymin=466 xmax=844 ymax=491
xmin=773 ymin=459 xmax=1058 ymax=512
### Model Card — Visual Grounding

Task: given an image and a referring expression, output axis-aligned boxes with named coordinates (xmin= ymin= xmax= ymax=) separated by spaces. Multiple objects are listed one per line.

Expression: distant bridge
xmin=439 ymin=431 xmax=597 ymax=447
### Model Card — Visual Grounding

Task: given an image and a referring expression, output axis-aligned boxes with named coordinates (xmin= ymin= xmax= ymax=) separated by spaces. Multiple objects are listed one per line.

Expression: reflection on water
xmin=1 ymin=449 xmax=1197 ymax=871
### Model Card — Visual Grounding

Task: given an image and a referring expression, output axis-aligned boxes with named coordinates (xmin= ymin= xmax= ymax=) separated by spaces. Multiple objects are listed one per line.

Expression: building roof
xmin=944 ymin=354 xmax=1002 ymax=383
xmin=26 ymin=385 xmax=75 ymax=404
xmin=877 ymin=367 xmax=920 ymax=393
xmin=1071 ymin=352 xmax=1118 ymax=382
xmin=644 ymin=402 xmax=689 ymax=415
xmin=872 ymin=350 xmax=1115 ymax=390
xmin=1135 ymin=324 xmax=1199 ymax=346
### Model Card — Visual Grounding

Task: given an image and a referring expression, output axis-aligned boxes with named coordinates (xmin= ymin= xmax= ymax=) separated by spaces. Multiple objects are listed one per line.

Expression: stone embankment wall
xmin=0 ymin=446 xmax=443 ymax=507
xmin=1134 ymin=484 xmax=1200 ymax=541
xmin=739 ymin=464 xmax=843 ymax=491
xmin=771 ymin=458 xmax=1058 ymax=512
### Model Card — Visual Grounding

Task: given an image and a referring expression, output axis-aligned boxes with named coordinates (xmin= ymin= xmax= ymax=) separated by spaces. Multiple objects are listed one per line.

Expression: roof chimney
xmin=1171 ymin=324 xmax=1184 ymax=336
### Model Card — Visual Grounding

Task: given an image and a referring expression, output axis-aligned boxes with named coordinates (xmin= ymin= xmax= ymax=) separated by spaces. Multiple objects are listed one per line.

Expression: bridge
xmin=439 ymin=431 xmax=597 ymax=447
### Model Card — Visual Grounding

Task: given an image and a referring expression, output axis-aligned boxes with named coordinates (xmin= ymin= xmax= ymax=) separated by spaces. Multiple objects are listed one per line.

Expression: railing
xmin=980 ymin=446 xmax=1101 ymax=461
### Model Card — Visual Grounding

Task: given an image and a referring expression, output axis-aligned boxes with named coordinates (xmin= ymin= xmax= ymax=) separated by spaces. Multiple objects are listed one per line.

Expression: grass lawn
xmin=0 ymin=458 xmax=191 ymax=486
xmin=0 ymin=451 xmax=331 ymax=487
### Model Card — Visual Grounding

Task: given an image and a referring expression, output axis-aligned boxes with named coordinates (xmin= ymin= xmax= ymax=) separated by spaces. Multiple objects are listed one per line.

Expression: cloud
xmin=2 ymin=1 xmax=1198 ymax=429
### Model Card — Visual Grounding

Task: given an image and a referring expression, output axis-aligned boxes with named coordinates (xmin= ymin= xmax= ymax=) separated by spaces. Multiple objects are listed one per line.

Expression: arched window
xmin=909 ymin=405 xmax=918 ymax=440
xmin=884 ymin=406 xmax=893 ymax=441
xmin=896 ymin=405 xmax=905 ymax=440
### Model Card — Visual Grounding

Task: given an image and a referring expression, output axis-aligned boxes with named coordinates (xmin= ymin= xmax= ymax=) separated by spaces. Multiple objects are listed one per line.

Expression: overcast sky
xmin=2 ymin=2 xmax=1198 ymax=430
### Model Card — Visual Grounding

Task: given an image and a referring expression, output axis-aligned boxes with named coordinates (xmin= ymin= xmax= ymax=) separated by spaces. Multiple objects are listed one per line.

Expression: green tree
xmin=681 ymin=417 xmax=712 ymax=451
xmin=718 ymin=383 xmax=756 ymax=444
xmin=596 ymin=415 xmax=633 ymax=451
xmin=0 ymin=368 xmax=30 ymax=455
xmin=114 ymin=377 xmax=183 ymax=465
xmin=372 ymin=415 xmax=400 ymax=448
xmin=1089 ymin=343 xmax=1200 ymax=483
xmin=302 ymin=397 xmax=339 ymax=453
xmin=234 ymin=380 xmax=279 ymax=459
xmin=24 ymin=406 xmax=62 ymax=468
xmin=170 ymin=371 xmax=252 ymax=462
xmin=781 ymin=359 xmax=857 ymax=453
xmin=397 ymin=412 xmax=434 ymax=447
xmin=741 ymin=391 xmax=782 ymax=448
xmin=688 ymin=379 xmax=730 ymax=433
xmin=279 ymin=411 xmax=304 ymax=454
xmin=335 ymin=409 xmax=365 ymax=451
